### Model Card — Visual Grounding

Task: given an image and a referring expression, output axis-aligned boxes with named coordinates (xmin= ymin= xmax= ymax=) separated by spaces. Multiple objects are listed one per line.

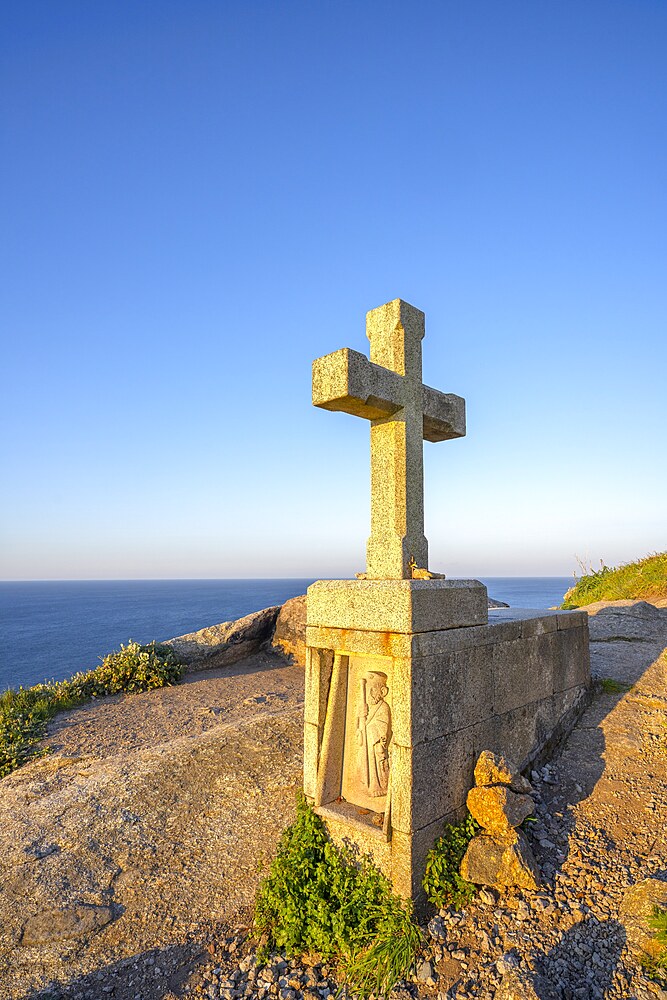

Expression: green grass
xmin=0 ymin=641 xmax=183 ymax=779
xmin=642 ymin=906 xmax=667 ymax=983
xmin=561 ymin=552 xmax=667 ymax=609
xmin=422 ymin=813 xmax=478 ymax=909
xmin=599 ymin=678 xmax=633 ymax=694
xmin=255 ymin=795 xmax=420 ymax=998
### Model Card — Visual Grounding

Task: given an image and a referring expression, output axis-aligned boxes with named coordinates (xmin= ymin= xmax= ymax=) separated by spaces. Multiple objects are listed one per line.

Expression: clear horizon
xmin=2 ymin=2 xmax=665 ymax=581
xmin=0 ymin=573 xmax=576 ymax=582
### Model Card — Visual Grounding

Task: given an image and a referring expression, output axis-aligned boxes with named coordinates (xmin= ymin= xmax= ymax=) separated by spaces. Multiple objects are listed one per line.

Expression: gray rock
xmin=587 ymin=601 xmax=667 ymax=643
xmin=428 ymin=915 xmax=447 ymax=943
xmin=416 ymin=959 xmax=433 ymax=982
xmin=165 ymin=605 xmax=281 ymax=670
xmin=271 ymin=595 xmax=307 ymax=666
xmin=495 ymin=953 xmax=519 ymax=976
xmin=20 ymin=904 xmax=114 ymax=945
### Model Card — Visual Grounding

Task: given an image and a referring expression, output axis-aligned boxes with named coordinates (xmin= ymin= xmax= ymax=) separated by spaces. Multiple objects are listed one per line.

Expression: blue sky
xmin=1 ymin=0 xmax=665 ymax=580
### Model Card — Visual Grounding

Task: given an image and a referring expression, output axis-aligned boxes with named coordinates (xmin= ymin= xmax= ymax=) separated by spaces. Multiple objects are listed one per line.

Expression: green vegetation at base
xmin=422 ymin=814 xmax=478 ymax=909
xmin=599 ymin=678 xmax=633 ymax=695
xmin=642 ymin=906 xmax=667 ymax=983
xmin=255 ymin=795 xmax=420 ymax=998
xmin=0 ymin=641 xmax=183 ymax=779
xmin=561 ymin=552 xmax=667 ymax=609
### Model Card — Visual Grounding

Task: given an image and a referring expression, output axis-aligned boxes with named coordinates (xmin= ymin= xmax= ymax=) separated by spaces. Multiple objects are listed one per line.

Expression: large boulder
xmin=165 ymin=605 xmax=281 ymax=671
xmin=272 ymin=595 xmax=307 ymax=666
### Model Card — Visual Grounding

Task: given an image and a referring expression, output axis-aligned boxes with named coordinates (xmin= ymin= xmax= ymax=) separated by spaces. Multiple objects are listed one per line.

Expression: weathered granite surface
xmin=305 ymin=606 xmax=590 ymax=900
xmin=312 ymin=299 xmax=465 ymax=580
xmin=271 ymin=595 xmax=306 ymax=665
xmin=165 ymin=605 xmax=280 ymax=671
xmin=306 ymin=578 xmax=489 ymax=633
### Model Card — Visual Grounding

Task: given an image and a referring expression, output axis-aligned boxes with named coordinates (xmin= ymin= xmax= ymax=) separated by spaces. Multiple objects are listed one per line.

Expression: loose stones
xmin=461 ymin=751 xmax=541 ymax=891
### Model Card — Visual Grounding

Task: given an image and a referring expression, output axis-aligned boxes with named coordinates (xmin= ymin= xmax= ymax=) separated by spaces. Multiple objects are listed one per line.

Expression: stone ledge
xmin=306 ymin=578 xmax=488 ymax=634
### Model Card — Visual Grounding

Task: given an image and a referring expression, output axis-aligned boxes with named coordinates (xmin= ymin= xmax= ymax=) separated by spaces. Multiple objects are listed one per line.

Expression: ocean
xmin=0 ymin=577 xmax=572 ymax=692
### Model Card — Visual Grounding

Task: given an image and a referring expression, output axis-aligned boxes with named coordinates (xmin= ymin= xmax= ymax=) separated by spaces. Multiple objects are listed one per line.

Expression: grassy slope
xmin=561 ymin=552 xmax=667 ymax=609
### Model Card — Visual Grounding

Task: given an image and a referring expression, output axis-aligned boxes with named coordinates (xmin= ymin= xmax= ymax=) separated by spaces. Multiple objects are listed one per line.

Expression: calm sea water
xmin=0 ymin=577 xmax=572 ymax=691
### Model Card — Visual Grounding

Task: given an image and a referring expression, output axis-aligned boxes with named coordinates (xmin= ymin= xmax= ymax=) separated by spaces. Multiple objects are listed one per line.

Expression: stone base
xmin=304 ymin=598 xmax=590 ymax=902
xmin=306 ymin=578 xmax=489 ymax=633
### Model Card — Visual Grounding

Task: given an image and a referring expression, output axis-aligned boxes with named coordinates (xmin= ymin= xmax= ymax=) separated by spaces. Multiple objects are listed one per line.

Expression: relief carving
xmin=356 ymin=671 xmax=392 ymax=797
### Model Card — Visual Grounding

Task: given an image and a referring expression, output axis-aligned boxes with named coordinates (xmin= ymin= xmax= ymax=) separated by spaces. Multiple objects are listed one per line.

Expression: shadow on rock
xmin=21 ymin=941 xmax=203 ymax=1000
xmin=533 ymin=917 xmax=626 ymax=1000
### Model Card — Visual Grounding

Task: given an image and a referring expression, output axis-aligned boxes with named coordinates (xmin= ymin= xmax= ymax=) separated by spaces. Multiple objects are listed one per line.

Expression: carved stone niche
xmin=307 ymin=649 xmax=394 ymax=840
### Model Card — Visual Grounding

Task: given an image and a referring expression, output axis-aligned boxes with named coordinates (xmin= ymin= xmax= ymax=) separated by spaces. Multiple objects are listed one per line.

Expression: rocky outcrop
xmin=586 ymin=599 xmax=667 ymax=685
xmin=165 ymin=605 xmax=281 ymax=671
xmin=587 ymin=600 xmax=667 ymax=642
xmin=271 ymin=595 xmax=307 ymax=666
xmin=162 ymin=591 xmax=510 ymax=675
xmin=488 ymin=596 xmax=510 ymax=609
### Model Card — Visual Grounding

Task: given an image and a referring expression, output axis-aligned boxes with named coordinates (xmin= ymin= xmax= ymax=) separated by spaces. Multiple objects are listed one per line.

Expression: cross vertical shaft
xmin=366 ymin=300 xmax=428 ymax=579
xmin=311 ymin=297 xmax=466 ymax=581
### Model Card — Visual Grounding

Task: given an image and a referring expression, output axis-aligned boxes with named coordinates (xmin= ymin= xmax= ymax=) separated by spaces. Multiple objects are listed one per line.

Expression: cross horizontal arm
xmin=312 ymin=348 xmax=404 ymax=421
xmin=422 ymin=386 xmax=466 ymax=442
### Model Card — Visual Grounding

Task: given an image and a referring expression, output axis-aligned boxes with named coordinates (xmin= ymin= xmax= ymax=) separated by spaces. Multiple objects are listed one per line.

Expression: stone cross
xmin=312 ymin=298 xmax=465 ymax=580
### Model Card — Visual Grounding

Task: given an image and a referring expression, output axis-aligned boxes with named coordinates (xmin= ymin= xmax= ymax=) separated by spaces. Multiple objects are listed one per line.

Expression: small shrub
xmin=255 ymin=795 xmax=420 ymax=997
xmin=422 ymin=813 xmax=478 ymax=909
xmin=0 ymin=641 xmax=183 ymax=779
xmin=642 ymin=906 xmax=667 ymax=982
xmin=79 ymin=641 xmax=184 ymax=696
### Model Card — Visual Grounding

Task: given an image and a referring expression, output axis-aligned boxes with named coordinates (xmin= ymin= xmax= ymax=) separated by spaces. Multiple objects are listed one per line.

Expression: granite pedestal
xmin=304 ymin=579 xmax=590 ymax=901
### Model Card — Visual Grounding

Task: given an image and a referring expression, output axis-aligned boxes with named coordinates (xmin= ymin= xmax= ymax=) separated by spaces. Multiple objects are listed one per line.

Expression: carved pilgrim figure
xmin=357 ymin=671 xmax=392 ymax=797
